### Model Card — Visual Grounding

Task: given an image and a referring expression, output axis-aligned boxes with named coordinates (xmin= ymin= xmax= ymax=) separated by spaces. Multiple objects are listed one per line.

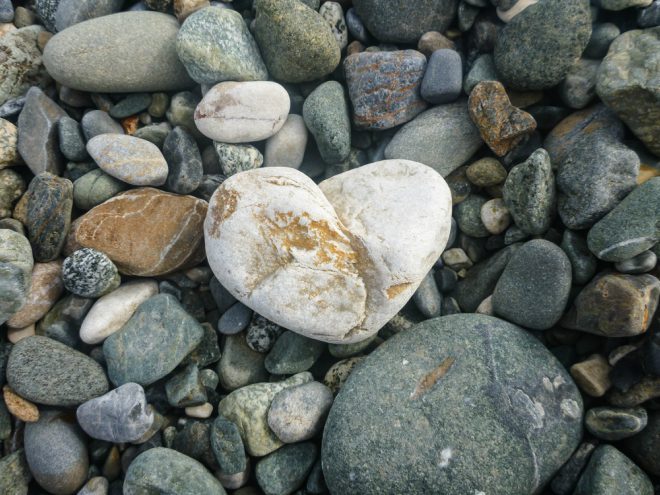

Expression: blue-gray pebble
xmin=421 ymin=49 xmax=462 ymax=104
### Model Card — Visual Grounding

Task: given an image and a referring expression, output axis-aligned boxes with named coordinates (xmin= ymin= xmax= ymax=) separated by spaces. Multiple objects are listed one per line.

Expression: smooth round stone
xmin=25 ymin=410 xmax=89 ymax=495
xmin=503 ymin=148 xmax=556 ymax=236
xmin=77 ymin=382 xmax=155 ymax=443
xmin=0 ymin=0 xmax=13 ymax=23
xmin=67 ymin=188 xmax=207 ymax=276
xmin=176 ymin=6 xmax=267 ymax=84
xmin=204 ymin=161 xmax=452 ymax=344
xmin=81 ymin=110 xmax=124 ymax=140
xmin=302 ymin=80 xmax=351 ymax=164
xmin=345 ymin=7 xmax=370 ymax=44
xmin=253 ymin=0 xmax=340 ymax=83
xmin=585 ymin=407 xmax=647 ymax=441
xmin=454 ymin=194 xmax=490 ymax=238
xmin=163 ymin=126 xmax=203 ymax=194
xmin=481 ymin=198 xmax=511 ymax=235
xmin=497 ymin=0 xmax=538 ymax=22
xmin=73 ymin=168 xmax=127 ymax=211
xmin=124 ymin=448 xmax=226 ymax=495
xmin=464 ymin=53 xmax=497 ymax=95
xmin=384 ymin=101 xmax=483 ymax=177
xmin=420 ymin=49 xmax=462 ymax=105
xmin=267 ymin=381 xmax=333 ymax=443
xmin=211 ymin=416 xmax=247 ymax=476
xmin=264 ymin=331 xmax=325 ymax=375
xmin=218 ymin=302 xmax=253 ymax=336
xmin=596 ymin=28 xmax=660 ymax=157
xmin=43 ymin=11 xmax=194 ymax=92
xmin=0 ymin=118 xmax=18 ymax=168
xmin=7 ymin=334 xmax=108 ymax=407
xmin=108 ymin=93 xmax=152 ymax=119
xmin=560 ymin=230 xmax=597 ymax=286
xmin=615 ymin=250 xmax=657 ymax=274
xmin=319 ymin=1 xmax=347 ymax=49
xmin=493 ymin=239 xmax=572 ymax=330
xmin=54 ymin=0 xmax=124 ymax=31
xmin=217 ymin=372 xmax=313 ymax=457
xmin=344 ymin=50 xmax=428 ymax=130
xmin=62 ymin=248 xmax=119 ymax=298
xmin=0 ymin=168 xmax=25 ymax=220
xmin=87 ymin=134 xmax=168 ymax=186
xmin=210 ymin=276 xmax=237 ymax=312
xmin=133 ymin=122 xmax=171 ymax=148
xmin=573 ymin=445 xmax=653 ymax=495
xmin=557 ymin=135 xmax=639 ymax=230
xmin=103 ymin=293 xmax=204 ymax=386
xmin=587 ymin=178 xmax=660 ymax=262
xmin=264 ymin=114 xmax=308 ymax=169
xmin=255 ymin=442 xmax=317 ymax=495
xmin=494 ymin=0 xmax=592 ymax=90
xmin=58 ymin=116 xmax=88 ymax=162
xmin=215 ymin=142 xmax=263 ymax=177
xmin=352 ymin=0 xmax=457 ymax=43
xmin=322 ymin=314 xmax=583 ymax=495
xmin=6 ymin=260 xmax=63 ymax=329
xmin=194 ymin=81 xmax=290 ymax=143
xmin=25 ymin=172 xmax=73 ymax=263
xmin=216 ymin=331 xmax=268 ymax=391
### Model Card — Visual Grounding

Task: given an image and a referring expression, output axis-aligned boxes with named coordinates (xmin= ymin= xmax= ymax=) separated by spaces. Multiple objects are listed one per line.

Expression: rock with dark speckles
xmin=322 ymin=314 xmax=583 ymax=495
xmin=0 ymin=450 xmax=31 ymax=495
xmin=573 ymin=445 xmax=653 ymax=495
xmin=62 ymin=248 xmax=120 ymax=298
xmin=256 ymin=442 xmax=318 ymax=495
xmin=163 ymin=126 xmax=203 ymax=194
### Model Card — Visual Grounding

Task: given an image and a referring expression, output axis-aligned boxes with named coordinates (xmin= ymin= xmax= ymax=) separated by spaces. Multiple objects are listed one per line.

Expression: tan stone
xmin=7 ymin=323 xmax=35 ymax=343
xmin=7 ymin=260 xmax=63 ymax=328
xmin=3 ymin=385 xmax=39 ymax=422
xmin=417 ymin=31 xmax=456 ymax=57
xmin=570 ymin=354 xmax=612 ymax=398
xmin=66 ymin=188 xmax=207 ymax=276
xmin=324 ymin=357 xmax=363 ymax=394
xmin=0 ymin=118 xmax=18 ymax=169
xmin=174 ymin=0 xmax=210 ymax=22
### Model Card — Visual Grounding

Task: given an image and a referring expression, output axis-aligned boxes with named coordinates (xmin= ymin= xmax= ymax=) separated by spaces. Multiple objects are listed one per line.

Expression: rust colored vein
xmin=410 ymin=357 xmax=456 ymax=400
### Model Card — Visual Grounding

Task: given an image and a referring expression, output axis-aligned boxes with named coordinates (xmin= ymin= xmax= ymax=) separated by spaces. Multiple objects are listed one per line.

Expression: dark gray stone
xmin=493 ymin=239 xmax=572 ymax=330
xmin=210 ymin=276 xmax=237 ymax=313
xmin=322 ymin=314 xmax=584 ymax=495
xmin=585 ymin=406 xmax=648 ymax=441
xmin=421 ymin=49 xmax=462 ymax=105
xmin=62 ymin=248 xmax=120 ymax=298
xmin=246 ymin=314 xmax=284 ymax=353
xmin=165 ymin=363 xmax=207 ymax=407
xmin=557 ymin=135 xmax=639 ymax=230
xmin=35 ymin=0 xmax=61 ymax=32
xmin=124 ymin=447 xmax=226 ymax=495
xmin=560 ymin=58 xmax=600 ymax=110
xmin=615 ymin=250 xmax=657 ymax=274
xmin=210 ymin=416 xmax=247 ymax=476
xmin=550 ymin=440 xmax=597 ymax=495
xmin=163 ymin=126 xmax=203 ymax=194
xmin=77 ymin=382 xmax=156 ymax=443
xmin=412 ymin=270 xmax=442 ymax=318
xmin=108 ymin=93 xmax=152 ymax=119
xmin=54 ymin=0 xmax=125 ymax=31
xmin=584 ymin=22 xmax=620 ymax=58
xmin=623 ymin=411 xmax=660 ymax=476
xmin=218 ymin=302 xmax=253 ymax=336
xmin=503 ymin=148 xmax=556 ymax=236
xmin=464 ymin=53 xmax=498 ymax=95
xmin=103 ymin=293 xmax=204 ymax=386
xmin=17 ymin=87 xmax=67 ymax=175
xmin=24 ymin=410 xmax=88 ymax=495
xmin=385 ymin=100 xmax=483 ymax=177
xmin=0 ymin=0 xmax=14 ymax=22
xmin=494 ymin=0 xmax=592 ymax=90
xmin=638 ymin=1 xmax=660 ymax=27
xmin=587 ymin=177 xmax=660 ymax=262
xmin=256 ymin=442 xmax=318 ymax=495
xmin=133 ymin=122 xmax=170 ymax=148
xmin=574 ymin=445 xmax=653 ymax=495
xmin=217 ymin=332 xmax=268 ymax=391
xmin=183 ymin=322 xmax=221 ymax=368
xmin=58 ymin=116 xmax=88 ymax=162
xmin=171 ymin=420 xmax=217 ymax=470
xmin=345 ymin=8 xmax=370 ymax=44
xmin=73 ymin=168 xmax=128 ymax=211
xmin=352 ymin=0 xmax=458 ymax=43
xmin=560 ymin=230 xmax=597 ymax=286
xmin=264 ymin=330 xmax=325 ymax=375
xmin=454 ymin=194 xmax=490 ymax=238
xmin=303 ymin=80 xmax=351 ymax=164
xmin=81 ymin=110 xmax=124 ymax=140
xmin=36 ymin=293 xmax=93 ymax=347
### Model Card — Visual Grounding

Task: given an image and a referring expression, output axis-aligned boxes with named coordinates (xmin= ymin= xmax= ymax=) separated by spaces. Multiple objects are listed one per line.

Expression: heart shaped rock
xmin=204 ymin=159 xmax=452 ymax=343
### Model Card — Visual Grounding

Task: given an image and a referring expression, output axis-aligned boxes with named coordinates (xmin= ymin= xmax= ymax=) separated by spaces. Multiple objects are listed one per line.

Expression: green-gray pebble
xmin=255 ymin=442 xmax=318 ymax=495
xmin=210 ymin=416 xmax=247 ymax=476
xmin=0 ymin=229 xmax=33 ymax=325
xmin=585 ymin=406 xmax=648 ymax=441
xmin=573 ymin=445 xmax=653 ymax=495
xmin=215 ymin=142 xmax=263 ymax=177
xmin=108 ymin=93 xmax=152 ymax=119
xmin=454 ymin=194 xmax=490 ymax=238
xmin=265 ymin=330 xmax=325 ymax=375
xmin=165 ymin=363 xmax=207 ymax=407
xmin=73 ymin=168 xmax=128 ymax=210
xmin=560 ymin=230 xmax=597 ymax=286
xmin=303 ymin=81 xmax=351 ymax=164
xmin=0 ymin=450 xmax=31 ymax=495
xmin=217 ymin=332 xmax=268 ymax=391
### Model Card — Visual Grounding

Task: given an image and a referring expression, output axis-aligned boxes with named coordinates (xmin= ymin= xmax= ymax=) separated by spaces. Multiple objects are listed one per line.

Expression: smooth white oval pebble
xmin=264 ymin=114 xmax=308 ymax=169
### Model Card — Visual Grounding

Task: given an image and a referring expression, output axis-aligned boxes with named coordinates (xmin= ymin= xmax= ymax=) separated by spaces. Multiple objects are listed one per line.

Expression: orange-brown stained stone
xmin=3 ymin=385 xmax=39 ymax=422
xmin=121 ymin=116 xmax=139 ymax=135
xmin=65 ymin=188 xmax=207 ymax=276
xmin=7 ymin=260 xmax=63 ymax=328
xmin=468 ymin=80 xmax=537 ymax=156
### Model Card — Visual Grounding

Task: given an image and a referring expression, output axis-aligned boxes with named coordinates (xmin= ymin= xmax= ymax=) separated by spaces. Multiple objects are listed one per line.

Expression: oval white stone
xmin=204 ymin=159 xmax=452 ymax=343
xmin=264 ymin=114 xmax=308 ymax=169
xmin=194 ymin=81 xmax=290 ymax=143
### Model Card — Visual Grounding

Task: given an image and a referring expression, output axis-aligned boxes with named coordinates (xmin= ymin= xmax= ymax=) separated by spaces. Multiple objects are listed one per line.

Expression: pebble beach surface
xmin=0 ymin=0 xmax=659 ymax=494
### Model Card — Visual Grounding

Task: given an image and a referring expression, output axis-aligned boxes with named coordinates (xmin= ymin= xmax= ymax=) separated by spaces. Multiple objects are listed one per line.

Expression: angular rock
xmin=344 ymin=50 xmax=427 ymax=130
xmin=322 ymin=314 xmax=583 ymax=495
xmin=0 ymin=26 xmax=50 ymax=106
xmin=204 ymin=161 xmax=452 ymax=344
xmin=165 ymin=363 xmax=207 ymax=407
xmin=163 ymin=126 xmax=203 ymax=194
xmin=43 ymin=11 xmax=194 ymax=92
xmin=67 ymin=187 xmax=207 ymax=276
xmin=103 ymin=293 xmax=204 ymax=386
xmin=255 ymin=442 xmax=317 ymax=495
xmin=214 ymin=142 xmax=263 ymax=177
xmin=6 ymin=260 xmax=62 ymax=329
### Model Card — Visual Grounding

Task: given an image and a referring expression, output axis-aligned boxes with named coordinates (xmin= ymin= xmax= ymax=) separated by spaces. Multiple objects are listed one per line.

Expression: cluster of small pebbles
xmin=0 ymin=0 xmax=659 ymax=494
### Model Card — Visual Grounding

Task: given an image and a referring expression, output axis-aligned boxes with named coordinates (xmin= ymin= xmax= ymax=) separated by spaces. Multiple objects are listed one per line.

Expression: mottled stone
xmin=54 ymin=0 xmax=124 ymax=31
xmin=214 ymin=142 xmax=263 ymax=177
xmin=24 ymin=410 xmax=88 ymax=495
xmin=322 ymin=314 xmax=583 ymax=495
xmin=25 ymin=172 xmax=73 ymax=262
xmin=103 ymin=294 xmax=204 ymax=386
xmin=0 ymin=118 xmax=18 ymax=168
xmin=353 ymin=0 xmax=458 ymax=43
xmin=503 ymin=148 xmax=555 ymax=235
xmin=585 ymin=406 xmax=647 ymax=441
xmin=384 ymin=101 xmax=483 ymax=176
xmin=587 ymin=178 xmax=660 ymax=262
xmin=596 ymin=27 xmax=660 ymax=157
xmin=73 ymin=169 xmax=128 ymax=211
xmin=124 ymin=448 xmax=226 ymax=495
xmin=0 ymin=450 xmax=31 ymax=495
xmin=0 ymin=168 xmax=25 ymax=219
xmin=494 ymin=0 xmax=592 ymax=90
xmin=562 ymin=273 xmax=659 ymax=337
xmin=43 ymin=12 xmax=194 ymax=92
xmin=217 ymin=372 xmax=313 ymax=456
xmin=17 ymin=87 xmax=66 ymax=175
xmin=560 ymin=58 xmax=600 ymax=110
xmin=303 ymin=81 xmax=351 ymax=164
xmin=36 ymin=293 xmax=93 ymax=347
xmin=493 ymin=239 xmax=572 ymax=330
xmin=165 ymin=363 xmax=207 ymax=407
xmin=344 ymin=50 xmax=427 ymax=130
xmin=454 ymin=194 xmax=489 ymax=238
xmin=67 ymin=188 xmax=207 ymax=276
xmin=319 ymin=1 xmax=347 ymax=49
xmin=176 ymin=7 xmax=267 ymax=84
xmin=6 ymin=260 xmax=62 ymax=328
xmin=0 ymin=26 xmax=50 ymax=106
xmin=265 ymin=331 xmax=325 ymax=375
xmin=62 ymin=248 xmax=120 ymax=298
xmin=163 ymin=126 xmax=203 ymax=194
xmin=468 ymin=81 xmax=537 ymax=157
xmin=217 ymin=331 xmax=268 ymax=390
xmin=466 ymin=157 xmax=507 ymax=187
xmin=256 ymin=442 xmax=317 ymax=495
xmin=573 ymin=445 xmax=653 ymax=495
xmin=77 ymin=382 xmax=155 ymax=443
xmin=210 ymin=416 xmax=247 ymax=475
xmin=253 ymin=0 xmax=340 ymax=83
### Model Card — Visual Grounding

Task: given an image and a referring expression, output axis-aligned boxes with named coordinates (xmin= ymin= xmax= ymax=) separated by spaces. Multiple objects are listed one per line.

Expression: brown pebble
xmin=3 ymin=386 xmax=39 ymax=422
xmin=174 ymin=0 xmax=210 ymax=22
xmin=466 ymin=157 xmax=507 ymax=187
xmin=121 ymin=116 xmax=139 ymax=135
xmin=570 ymin=354 xmax=612 ymax=398
xmin=346 ymin=40 xmax=365 ymax=56
xmin=37 ymin=31 xmax=52 ymax=52
xmin=417 ymin=31 xmax=456 ymax=57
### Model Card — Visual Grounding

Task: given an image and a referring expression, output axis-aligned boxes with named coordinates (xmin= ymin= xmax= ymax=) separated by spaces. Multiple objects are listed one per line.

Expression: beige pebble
xmin=475 ymin=295 xmax=494 ymax=316
xmin=481 ymin=198 xmax=511 ymax=235
xmin=185 ymin=402 xmax=213 ymax=418
xmin=7 ymin=323 xmax=35 ymax=343
xmin=570 ymin=354 xmax=612 ymax=397
xmin=174 ymin=0 xmax=210 ymax=22
xmin=3 ymin=385 xmax=39 ymax=422
xmin=216 ymin=459 xmax=250 ymax=490
xmin=442 ymin=248 xmax=473 ymax=271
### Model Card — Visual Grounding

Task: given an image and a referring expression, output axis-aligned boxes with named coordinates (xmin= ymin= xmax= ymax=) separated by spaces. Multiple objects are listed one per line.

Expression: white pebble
xmin=481 ymin=198 xmax=511 ymax=235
